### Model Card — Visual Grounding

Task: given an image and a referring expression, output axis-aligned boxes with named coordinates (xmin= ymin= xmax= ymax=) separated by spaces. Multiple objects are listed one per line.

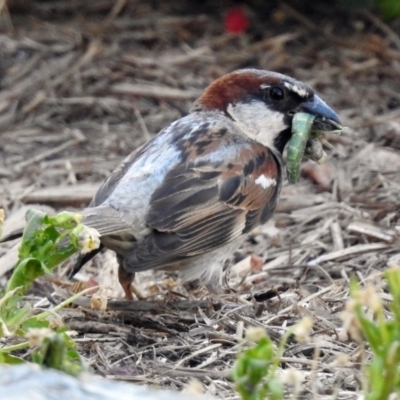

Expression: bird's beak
xmin=299 ymin=94 xmax=343 ymax=133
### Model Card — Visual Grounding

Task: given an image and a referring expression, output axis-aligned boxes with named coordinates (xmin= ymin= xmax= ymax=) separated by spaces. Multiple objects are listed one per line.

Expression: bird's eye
xmin=269 ymin=87 xmax=285 ymax=101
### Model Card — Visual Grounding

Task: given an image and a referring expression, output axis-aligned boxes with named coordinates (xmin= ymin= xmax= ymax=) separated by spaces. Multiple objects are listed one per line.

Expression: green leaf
xmin=4 ymin=304 xmax=31 ymax=331
xmin=5 ymin=258 xmax=47 ymax=295
xmin=0 ymin=353 xmax=25 ymax=365
xmin=41 ymin=334 xmax=65 ymax=370
xmin=28 ymin=331 xmax=85 ymax=376
xmin=49 ymin=211 xmax=80 ymax=228
xmin=66 ymin=349 xmax=81 ymax=360
xmin=31 ymin=352 xmax=42 ymax=365
xmin=0 ymin=317 xmax=10 ymax=338
xmin=18 ymin=209 xmax=47 ymax=258
xmin=45 ymin=245 xmax=79 ymax=270
xmin=21 ymin=317 xmax=50 ymax=331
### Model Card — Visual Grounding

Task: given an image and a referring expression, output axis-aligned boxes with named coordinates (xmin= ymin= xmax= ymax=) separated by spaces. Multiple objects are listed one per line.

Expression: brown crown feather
xmin=192 ymin=70 xmax=283 ymax=112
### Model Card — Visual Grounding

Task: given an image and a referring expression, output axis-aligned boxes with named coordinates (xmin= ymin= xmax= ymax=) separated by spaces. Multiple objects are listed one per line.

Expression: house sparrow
xmin=3 ymin=69 xmax=342 ymax=300
xmin=68 ymin=69 xmax=342 ymax=299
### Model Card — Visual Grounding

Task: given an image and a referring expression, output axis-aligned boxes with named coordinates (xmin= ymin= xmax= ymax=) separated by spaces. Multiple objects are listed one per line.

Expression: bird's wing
xmin=75 ymin=143 xmax=148 ymax=237
xmin=81 ymin=205 xmax=133 ymax=236
xmin=89 ymin=144 xmax=146 ymax=207
xmin=124 ymin=140 xmax=282 ymax=272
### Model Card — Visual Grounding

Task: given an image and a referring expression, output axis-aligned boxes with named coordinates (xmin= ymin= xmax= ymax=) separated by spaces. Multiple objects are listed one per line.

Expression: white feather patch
xmin=227 ymin=102 xmax=287 ymax=148
xmin=255 ymin=174 xmax=276 ymax=189
xmin=283 ymin=82 xmax=308 ymax=98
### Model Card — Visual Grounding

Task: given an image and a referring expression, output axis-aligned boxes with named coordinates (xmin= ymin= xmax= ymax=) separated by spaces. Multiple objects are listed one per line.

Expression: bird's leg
xmin=118 ymin=265 xmax=135 ymax=300
xmin=116 ymin=256 xmax=135 ymax=300
xmin=116 ymin=256 xmax=146 ymax=300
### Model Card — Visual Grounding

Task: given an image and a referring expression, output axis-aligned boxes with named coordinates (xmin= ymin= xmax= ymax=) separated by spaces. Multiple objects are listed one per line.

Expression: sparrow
xmin=4 ymin=69 xmax=343 ymax=300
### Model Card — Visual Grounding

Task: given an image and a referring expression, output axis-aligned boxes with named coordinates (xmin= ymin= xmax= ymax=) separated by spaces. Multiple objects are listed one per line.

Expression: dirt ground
xmin=1 ymin=1 xmax=400 ymax=398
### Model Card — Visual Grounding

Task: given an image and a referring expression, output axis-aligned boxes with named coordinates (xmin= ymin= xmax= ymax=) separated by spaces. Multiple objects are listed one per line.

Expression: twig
xmin=331 ymin=220 xmax=345 ymax=251
xmin=13 ymin=137 xmax=85 ymax=171
xmin=112 ymin=83 xmax=201 ymax=100
xmin=347 ymin=221 xmax=397 ymax=243
xmin=307 ymin=243 xmax=391 ymax=266
xmin=105 ymin=299 xmax=220 ymax=312
xmin=22 ymin=183 xmax=98 ymax=204
xmin=174 ymin=343 xmax=221 ymax=368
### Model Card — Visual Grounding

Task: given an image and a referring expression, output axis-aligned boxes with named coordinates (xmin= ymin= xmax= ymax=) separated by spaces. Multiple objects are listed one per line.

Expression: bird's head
xmin=192 ymin=69 xmax=342 ymax=153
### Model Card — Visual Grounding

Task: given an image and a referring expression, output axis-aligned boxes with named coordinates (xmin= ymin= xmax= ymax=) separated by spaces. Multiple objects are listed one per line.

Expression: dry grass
xmin=0 ymin=1 xmax=400 ymax=398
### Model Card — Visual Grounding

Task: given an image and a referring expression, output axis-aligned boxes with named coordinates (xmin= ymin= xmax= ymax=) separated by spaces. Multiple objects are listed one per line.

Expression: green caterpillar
xmin=286 ymin=112 xmax=316 ymax=184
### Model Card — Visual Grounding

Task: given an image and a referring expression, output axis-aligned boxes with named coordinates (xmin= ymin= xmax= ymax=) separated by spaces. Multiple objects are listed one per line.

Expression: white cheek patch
xmin=227 ymin=102 xmax=288 ymax=148
xmin=283 ymin=82 xmax=308 ymax=98
xmin=255 ymin=174 xmax=276 ymax=189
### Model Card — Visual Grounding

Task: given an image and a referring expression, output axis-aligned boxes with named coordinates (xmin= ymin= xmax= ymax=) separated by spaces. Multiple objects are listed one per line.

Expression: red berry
xmin=224 ymin=6 xmax=250 ymax=34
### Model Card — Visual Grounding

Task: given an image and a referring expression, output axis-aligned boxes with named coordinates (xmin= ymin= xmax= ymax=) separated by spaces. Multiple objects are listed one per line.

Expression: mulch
xmin=1 ymin=1 xmax=400 ymax=398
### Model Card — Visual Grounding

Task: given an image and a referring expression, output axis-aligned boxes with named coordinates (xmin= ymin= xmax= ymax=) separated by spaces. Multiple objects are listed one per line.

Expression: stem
xmin=0 ymin=341 xmax=29 ymax=353
xmin=35 ymin=286 xmax=99 ymax=320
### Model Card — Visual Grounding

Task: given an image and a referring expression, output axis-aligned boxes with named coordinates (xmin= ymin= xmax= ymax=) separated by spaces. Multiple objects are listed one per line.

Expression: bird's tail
xmin=67 ymin=244 xmax=104 ymax=279
xmin=0 ymin=229 xmax=23 ymax=242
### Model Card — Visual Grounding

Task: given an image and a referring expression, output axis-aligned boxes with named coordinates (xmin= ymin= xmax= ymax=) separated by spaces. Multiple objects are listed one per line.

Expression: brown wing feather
xmin=123 ymin=142 xmax=281 ymax=272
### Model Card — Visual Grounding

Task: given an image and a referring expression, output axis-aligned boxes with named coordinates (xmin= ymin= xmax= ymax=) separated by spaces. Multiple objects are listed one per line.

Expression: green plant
xmin=232 ymin=267 xmax=400 ymax=400
xmin=0 ymin=208 xmax=99 ymax=375
xmin=5 ymin=209 xmax=99 ymax=296
xmin=28 ymin=329 xmax=84 ymax=376
xmin=232 ymin=331 xmax=284 ymax=400
xmin=342 ymin=268 xmax=400 ymax=400
xmin=231 ymin=319 xmax=312 ymax=400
